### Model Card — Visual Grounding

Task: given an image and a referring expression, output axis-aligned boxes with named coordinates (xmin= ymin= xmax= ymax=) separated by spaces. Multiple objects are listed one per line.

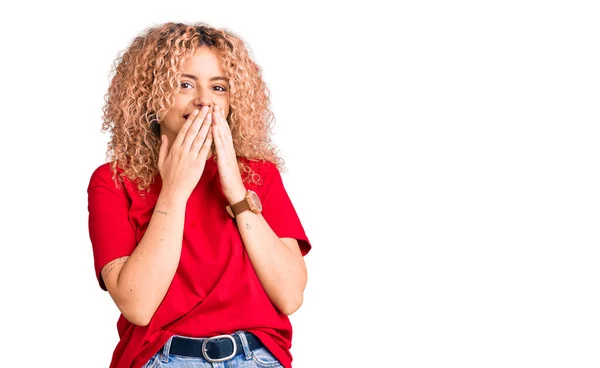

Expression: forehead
xmin=180 ymin=46 xmax=224 ymax=76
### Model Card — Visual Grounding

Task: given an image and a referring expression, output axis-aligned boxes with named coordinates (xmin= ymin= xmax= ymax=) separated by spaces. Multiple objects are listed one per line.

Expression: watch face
xmin=248 ymin=190 xmax=262 ymax=212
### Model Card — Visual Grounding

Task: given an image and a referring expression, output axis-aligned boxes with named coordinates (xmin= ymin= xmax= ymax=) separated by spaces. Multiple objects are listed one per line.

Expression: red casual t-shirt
xmin=87 ymin=156 xmax=311 ymax=368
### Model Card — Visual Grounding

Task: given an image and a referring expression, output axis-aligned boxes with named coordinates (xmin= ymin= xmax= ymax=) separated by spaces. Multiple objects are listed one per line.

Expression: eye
xmin=214 ymin=85 xmax=227 ymax=92
xmin=181 ymin=82 xmax=193 ymax=89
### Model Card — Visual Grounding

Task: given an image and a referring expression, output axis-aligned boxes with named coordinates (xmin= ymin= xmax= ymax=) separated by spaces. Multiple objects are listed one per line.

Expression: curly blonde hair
xmin=102 ymin=22 xmax=285 ymax=191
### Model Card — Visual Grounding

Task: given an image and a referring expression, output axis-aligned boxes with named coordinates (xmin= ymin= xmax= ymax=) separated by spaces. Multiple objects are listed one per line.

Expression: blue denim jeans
xmin=142 ymin=331 xmax=284 ymax=368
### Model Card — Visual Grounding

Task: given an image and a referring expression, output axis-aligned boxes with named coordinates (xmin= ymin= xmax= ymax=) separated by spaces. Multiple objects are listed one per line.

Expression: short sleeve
xmin=259 ymin=163 xmax=312 ymax=256
xmin=87 ymin=164 xmax=137 ymax=290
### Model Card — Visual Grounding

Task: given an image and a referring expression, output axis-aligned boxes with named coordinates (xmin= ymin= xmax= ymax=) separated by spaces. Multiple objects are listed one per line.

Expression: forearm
xmin=235 ymin=211 xmax=307 ymax=315
xmin=116 ymin=190 xmax=186 ymax=324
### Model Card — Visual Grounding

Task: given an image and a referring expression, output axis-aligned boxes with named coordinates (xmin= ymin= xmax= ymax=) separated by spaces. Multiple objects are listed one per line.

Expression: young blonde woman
xmin=87 ymin=22 xmax=311 ymax=368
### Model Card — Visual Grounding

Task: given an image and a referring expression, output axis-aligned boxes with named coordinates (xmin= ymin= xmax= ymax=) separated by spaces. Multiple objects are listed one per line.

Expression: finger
xmin=182 ymin=107 xmax=211 ymax=150
xmin=190 ymin=112 xmax=212 ymax=154
xmin=173 ymin=106 xmax=208 ymax=148
xmin=198 ymin=127 xmax=213 ymax=159
xmin=158 ymin=135 xmax=168 ymax=169
xmin=212 ymin=122 xmax=223 ymax=153
xmin=215 ymin=107 xmax=232 ymax=144
xmin=171 ymin=108 xmax=200 ymax=148
xmin=216 ymin=105 xmax=226 ymax=127
xmin=213 ymin=106 xmax=224 ymax=133
xmin=213 ymin=123 xmax=231 ymax=159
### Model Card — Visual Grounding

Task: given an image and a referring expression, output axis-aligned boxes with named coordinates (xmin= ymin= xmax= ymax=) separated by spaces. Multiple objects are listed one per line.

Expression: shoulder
xmin=89 ymin=162 xmax=111 ymax=183
xmin=88 ymin=162 xmax=122 ymax=189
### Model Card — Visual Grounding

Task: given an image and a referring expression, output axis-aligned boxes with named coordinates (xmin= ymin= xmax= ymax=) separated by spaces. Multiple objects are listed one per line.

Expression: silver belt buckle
xmin=201 ymin=334 xmax=237 ymax=363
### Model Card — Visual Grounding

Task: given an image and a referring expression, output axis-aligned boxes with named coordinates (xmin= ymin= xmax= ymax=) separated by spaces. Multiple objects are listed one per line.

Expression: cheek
xmin=161 ymin=111 xmax=185 ymax=131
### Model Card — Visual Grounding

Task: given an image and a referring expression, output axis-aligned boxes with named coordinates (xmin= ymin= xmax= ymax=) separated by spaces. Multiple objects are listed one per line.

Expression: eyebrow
xmin=181 ymin=73 xmax=228 ymax=83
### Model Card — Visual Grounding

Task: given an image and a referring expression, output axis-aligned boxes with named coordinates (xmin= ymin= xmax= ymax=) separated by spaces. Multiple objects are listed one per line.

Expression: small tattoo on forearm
xmin=246 ymin=223 xmax=251 ymax=229
xmin=155 ymin=210 xmax=168 ymax=215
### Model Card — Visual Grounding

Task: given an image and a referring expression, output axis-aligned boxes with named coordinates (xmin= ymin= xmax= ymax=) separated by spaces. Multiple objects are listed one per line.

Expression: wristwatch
xmin=226 ymin=190 xmax=262 ymax=218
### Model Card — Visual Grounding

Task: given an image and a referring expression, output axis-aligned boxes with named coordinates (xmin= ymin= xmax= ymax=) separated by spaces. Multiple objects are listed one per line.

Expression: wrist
xmin=158 ymin=188 xmax=188 ymax=208
xmin=228 ymin=188 xmax=247 ymax=205
xmin=226 ymin=189 xmax=262 ymax=218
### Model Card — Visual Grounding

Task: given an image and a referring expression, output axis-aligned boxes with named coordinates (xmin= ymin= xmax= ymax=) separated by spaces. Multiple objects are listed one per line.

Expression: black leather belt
xmin=168 ymin=332 xmax=264 ymax=363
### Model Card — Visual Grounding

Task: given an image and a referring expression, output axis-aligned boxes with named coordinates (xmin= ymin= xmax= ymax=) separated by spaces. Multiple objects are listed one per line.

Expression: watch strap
xmin=229 ymin=197 xmax=251 ymax=217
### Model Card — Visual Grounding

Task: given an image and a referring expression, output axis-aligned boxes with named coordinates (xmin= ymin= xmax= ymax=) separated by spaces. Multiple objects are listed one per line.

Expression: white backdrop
xmin=0 ymin=0 xmax=599 ymax=367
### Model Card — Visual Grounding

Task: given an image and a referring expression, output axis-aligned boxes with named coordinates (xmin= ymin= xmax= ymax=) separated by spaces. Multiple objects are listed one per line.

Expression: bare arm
xmin=209 ymin=105 xmax=307 ymax=315
xmin=235 ymin=207 xmax=307 ymax=315
xmin=100 ymin=106 xmax=213 ymax=326
xmin=101 ymin=192 xmax=186 ymax=326
xmin=236 ymin=211 xmax=307 ymax=315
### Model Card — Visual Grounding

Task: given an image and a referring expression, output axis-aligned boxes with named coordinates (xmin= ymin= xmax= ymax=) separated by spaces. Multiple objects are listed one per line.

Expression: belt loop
xmin=237 ymin=331 xmax=253 ymax=360
xmin=160 ymin=336 xmax=174 ymax=363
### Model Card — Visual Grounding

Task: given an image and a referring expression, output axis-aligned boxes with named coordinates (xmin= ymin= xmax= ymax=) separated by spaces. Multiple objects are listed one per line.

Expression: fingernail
xmin=207 ymin=113 xmax=212 ymax=121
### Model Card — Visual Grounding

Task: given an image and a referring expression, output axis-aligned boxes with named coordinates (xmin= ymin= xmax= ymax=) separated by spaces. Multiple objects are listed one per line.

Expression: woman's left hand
xmin=212 ymin=105 xmax=246 ymax=204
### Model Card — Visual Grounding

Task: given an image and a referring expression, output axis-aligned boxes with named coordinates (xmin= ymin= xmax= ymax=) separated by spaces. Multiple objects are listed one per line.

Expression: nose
xmin=193 ymin=95 xmax=213 ymax=111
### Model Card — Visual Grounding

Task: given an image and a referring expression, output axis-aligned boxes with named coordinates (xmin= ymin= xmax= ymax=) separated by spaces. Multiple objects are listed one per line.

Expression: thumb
xmin=158 ymin=135 xmax=168 ymax=168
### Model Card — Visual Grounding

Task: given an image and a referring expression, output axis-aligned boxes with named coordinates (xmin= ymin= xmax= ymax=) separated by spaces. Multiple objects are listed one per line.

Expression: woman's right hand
xmin=157 ymin=106 xmax=213 ymax=203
